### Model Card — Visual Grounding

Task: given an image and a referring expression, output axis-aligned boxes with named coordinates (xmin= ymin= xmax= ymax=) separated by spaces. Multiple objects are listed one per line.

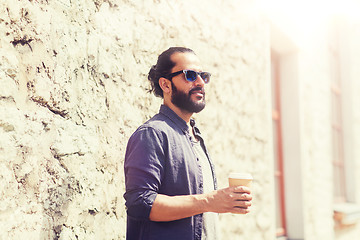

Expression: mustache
xmin=189 ymin=87 xmax=205 ymax=95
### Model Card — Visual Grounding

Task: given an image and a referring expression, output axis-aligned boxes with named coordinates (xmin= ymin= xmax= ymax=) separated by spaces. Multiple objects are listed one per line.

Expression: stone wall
xmin=0 ymin=1 xmax=273 ymax=239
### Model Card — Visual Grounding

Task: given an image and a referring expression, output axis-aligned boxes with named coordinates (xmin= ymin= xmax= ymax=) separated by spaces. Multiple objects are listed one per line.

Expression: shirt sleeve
xmin=123 ymin=127 xmax=166 ymax=220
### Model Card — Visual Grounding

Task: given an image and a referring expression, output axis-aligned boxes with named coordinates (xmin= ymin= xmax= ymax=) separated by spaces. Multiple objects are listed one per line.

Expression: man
xmin=123 ymin=47 xmax=252 ymax=240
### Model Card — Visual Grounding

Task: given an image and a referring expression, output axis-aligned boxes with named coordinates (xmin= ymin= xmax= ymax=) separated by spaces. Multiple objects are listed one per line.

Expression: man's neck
xmin=163 ymin=101 xmax=193 ymax=124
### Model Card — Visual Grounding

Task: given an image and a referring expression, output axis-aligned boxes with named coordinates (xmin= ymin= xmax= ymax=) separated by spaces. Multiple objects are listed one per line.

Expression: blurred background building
xmin=266 ymin=1 xmax=360 ymax=239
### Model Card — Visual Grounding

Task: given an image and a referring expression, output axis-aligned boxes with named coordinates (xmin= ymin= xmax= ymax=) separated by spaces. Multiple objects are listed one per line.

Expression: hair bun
xmin=148 ymin=65 xmax=157 ymax=81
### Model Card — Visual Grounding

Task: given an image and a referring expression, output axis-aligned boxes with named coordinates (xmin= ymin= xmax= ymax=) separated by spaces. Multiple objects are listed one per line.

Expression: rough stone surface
xmin=0 ymin=1 xmax=273 ymax=239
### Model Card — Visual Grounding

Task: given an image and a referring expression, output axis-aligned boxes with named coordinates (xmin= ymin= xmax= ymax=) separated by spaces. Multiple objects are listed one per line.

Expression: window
xmin=329 ymin=18 xmax=360 ymax=230
xmin=329 ymin=22 xmax=346 ymax=203
xmin=271 ymin=51 xmax=287 ymax=237
xmin=271 ymin=24 xmax=304 ymax=239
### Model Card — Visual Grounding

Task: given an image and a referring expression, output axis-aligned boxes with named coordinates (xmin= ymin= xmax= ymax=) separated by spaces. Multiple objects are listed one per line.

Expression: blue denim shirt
xmin=124 ymin=105 xmax=217 ymax=240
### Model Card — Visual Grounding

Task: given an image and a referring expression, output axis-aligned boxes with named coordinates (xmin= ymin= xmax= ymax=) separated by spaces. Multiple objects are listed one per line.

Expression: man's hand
xmin=205 ymin=186 xmax=252 ymax=214
xmin=149 ymin=186 xmax=252 ymax=222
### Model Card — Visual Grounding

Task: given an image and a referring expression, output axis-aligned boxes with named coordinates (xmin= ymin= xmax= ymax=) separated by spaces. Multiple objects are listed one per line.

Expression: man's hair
xmin=148 ymin=47 xmax=195 ymax=98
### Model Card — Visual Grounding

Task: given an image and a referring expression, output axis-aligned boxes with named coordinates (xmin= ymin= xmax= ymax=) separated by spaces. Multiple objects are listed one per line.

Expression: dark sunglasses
xmin=164 ymin=70 xmax=211 ymax=83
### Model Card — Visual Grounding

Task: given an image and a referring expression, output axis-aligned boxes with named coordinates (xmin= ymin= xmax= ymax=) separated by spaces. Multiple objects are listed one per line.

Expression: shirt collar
xmin=190 ymin=118 xmax=202 ymax=139
xmin=159 ymin=105 xmax=190 ymax=134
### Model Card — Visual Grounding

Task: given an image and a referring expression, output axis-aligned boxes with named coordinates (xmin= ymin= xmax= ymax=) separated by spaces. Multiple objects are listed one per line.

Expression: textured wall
xmin=0 ymin=1 xmax=273 ymax=239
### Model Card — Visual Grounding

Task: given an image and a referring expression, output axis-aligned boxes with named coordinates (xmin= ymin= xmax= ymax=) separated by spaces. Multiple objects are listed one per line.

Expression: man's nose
xmin=194 ymin=74 xmax=205 ymax=87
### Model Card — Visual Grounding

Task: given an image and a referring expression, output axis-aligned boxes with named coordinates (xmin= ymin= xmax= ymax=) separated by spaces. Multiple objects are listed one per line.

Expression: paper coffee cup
xmin=228 ymin=173 xmax=253 ymax=187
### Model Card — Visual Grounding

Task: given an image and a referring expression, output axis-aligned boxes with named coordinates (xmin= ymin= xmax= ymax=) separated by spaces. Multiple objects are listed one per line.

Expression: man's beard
xmin=171 ymin=82 xmax=206 ymax=113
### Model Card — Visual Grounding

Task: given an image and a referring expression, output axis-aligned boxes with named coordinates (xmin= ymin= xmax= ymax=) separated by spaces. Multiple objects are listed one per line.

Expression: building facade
xmin=270 ymin=10 xmax=360 ymax=240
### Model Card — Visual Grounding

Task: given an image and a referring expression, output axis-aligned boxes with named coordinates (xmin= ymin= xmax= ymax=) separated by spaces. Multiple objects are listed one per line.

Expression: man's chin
xmin=191 ymin=102 xmax=206 ymax=113
xmin=173 ymin=101 xmax=205 ymax=113
xmin=171 ymin=89 xmax=205 ymax=113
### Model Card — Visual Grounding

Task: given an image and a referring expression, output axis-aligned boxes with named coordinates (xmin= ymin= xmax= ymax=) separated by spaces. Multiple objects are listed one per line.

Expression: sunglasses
xmin=164 ymin=70 xmax=211 ymax=84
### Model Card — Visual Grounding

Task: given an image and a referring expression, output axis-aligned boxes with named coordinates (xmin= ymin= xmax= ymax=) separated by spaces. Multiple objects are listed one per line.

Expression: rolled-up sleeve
xmin=123 ymin=127 xmax=166 ymax=220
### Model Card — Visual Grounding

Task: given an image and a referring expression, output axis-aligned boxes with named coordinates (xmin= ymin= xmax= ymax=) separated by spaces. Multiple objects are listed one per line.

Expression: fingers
xmin=232 ymin=207 xmax=251 ymax=214
xmin=228 ymin=188 xmax=252 ymax=214
xmin=233 ymin=186 xmax=251 ymax=194
xmin=235 ymin=198 xmax=252 ymax=207
xmin=230 ymin=194 xmax=252 ymax=207
xmin=231 ymin=197 xmax=252 ymax=214
xmin=228 ymin=193 xmax=252 ymax=202
xmin=228 ymin=186 xmax=252 ymax=202
xmin=207 ymin=187 xmax=252 ymax=214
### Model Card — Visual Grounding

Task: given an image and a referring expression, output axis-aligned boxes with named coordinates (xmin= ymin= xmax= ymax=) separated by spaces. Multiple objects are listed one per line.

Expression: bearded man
xmin=123 ymin=47 xmax=252 ymax=240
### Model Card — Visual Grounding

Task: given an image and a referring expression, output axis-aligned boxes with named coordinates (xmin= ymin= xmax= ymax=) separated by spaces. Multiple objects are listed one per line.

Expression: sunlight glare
xmin=258 ymin=0 xmax=360 ymax=33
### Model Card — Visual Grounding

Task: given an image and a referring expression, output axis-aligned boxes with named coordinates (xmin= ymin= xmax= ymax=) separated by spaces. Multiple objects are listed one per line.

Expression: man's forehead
xmin=171 ymin=52 xmax=201 ymax=71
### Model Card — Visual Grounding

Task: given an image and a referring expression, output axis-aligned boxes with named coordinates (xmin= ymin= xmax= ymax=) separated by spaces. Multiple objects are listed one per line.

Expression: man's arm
xmin=149 ymin=186 xmax=252 ymax=222
xmin=124 ymin=127 xmax=166 ymax=220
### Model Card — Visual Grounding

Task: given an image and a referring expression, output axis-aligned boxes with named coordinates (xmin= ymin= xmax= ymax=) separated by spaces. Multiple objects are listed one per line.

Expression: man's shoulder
xmin=139 ymin=113 xmax=174 ymax=132
xmin=127 ymin=114 xmax=177 ymax=146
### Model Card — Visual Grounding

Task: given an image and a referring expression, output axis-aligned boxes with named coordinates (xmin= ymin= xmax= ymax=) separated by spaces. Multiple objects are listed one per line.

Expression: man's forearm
xmin=149 ymin=193 xmax=208 ymax=222
xmin=149 ymin=186 xmax=252 ymax=222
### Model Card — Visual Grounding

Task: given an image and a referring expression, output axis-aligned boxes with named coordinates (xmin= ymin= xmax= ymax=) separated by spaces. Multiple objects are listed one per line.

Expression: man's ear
xmin=159 ymin=77 xmax=171 ymax=95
